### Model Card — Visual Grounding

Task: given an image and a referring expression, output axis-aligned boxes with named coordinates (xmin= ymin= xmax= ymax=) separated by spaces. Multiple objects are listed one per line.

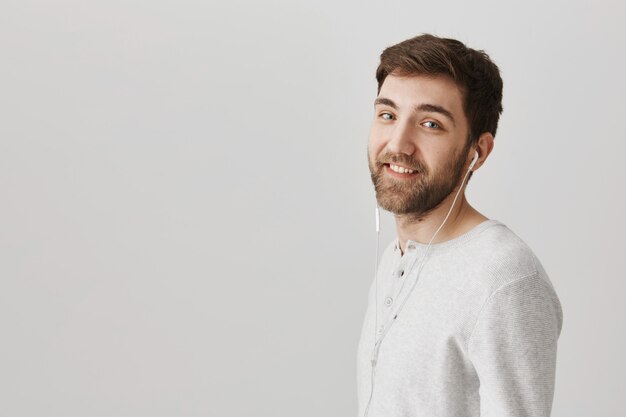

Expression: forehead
xmin=378 ymin=73 xmax=466 ymax=121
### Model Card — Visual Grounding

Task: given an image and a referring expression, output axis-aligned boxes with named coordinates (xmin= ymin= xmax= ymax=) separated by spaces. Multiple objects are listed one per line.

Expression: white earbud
xmin=468 ymin=150 xmax=479 ymax=171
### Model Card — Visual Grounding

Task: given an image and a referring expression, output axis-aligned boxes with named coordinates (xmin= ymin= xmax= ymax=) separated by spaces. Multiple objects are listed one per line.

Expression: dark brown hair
xmin=376 ymin=34 xmax=503 ymax=143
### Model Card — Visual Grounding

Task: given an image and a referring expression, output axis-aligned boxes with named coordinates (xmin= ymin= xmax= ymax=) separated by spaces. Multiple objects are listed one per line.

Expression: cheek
xmin=367 ymin=127 xmax=386 ymax=161
xmin=367 ymin=140 xmax=381 ymax=167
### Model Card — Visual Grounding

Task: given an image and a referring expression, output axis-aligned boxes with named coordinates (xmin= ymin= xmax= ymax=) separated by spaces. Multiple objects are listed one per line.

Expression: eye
xmin=422 ymin=120 xmax=441 ymax=129
xmin=379 ymin=112 xmax=394 ymax=121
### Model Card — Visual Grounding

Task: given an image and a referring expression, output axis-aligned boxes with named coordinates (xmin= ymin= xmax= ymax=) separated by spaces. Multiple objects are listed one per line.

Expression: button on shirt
xmin=376 ymin=239 xmax=421 ymax=328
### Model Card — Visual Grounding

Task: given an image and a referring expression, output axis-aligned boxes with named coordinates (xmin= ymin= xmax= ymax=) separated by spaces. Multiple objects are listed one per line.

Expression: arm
xmin=468 ymin=272 xmax=563 ymax=417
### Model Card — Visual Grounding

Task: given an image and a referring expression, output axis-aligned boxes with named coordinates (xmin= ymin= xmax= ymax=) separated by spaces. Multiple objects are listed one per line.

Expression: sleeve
xmin=468 ymin=272 xmax=563 ymax=417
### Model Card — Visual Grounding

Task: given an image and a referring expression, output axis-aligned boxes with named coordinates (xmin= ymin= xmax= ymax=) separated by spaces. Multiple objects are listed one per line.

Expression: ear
xmin=471 ymin=132 xmax=495 ymax=172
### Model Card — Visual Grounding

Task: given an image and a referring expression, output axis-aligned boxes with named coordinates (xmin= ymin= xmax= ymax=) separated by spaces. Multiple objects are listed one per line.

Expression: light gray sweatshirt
xmin=357 ymin=220 xmax=563 ymax=417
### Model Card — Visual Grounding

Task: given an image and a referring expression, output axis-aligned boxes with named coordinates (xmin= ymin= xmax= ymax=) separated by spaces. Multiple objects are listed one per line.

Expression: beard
xmin=368 ymin=143 xmax=471 ymax=218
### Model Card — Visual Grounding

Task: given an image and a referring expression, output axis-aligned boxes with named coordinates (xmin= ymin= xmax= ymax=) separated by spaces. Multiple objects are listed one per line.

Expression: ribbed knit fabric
xmin=356 ymin=220 xmax=563 ymax=417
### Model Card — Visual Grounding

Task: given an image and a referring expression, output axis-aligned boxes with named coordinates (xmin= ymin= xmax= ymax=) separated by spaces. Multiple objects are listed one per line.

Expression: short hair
xmin=375 ymin=34 xmax=504 ymax=143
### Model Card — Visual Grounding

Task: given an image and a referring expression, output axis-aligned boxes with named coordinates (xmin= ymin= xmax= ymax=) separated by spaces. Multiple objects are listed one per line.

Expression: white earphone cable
xmin=362 ymin=152 xmax=477 ymax=417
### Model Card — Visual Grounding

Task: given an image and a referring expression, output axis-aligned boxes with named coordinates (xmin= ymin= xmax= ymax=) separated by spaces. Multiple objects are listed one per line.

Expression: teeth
xmin=389 ymin=164 xmax=415 ymax=174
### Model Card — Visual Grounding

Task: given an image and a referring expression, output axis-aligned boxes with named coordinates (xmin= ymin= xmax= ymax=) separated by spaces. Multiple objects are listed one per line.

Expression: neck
xmin=394 ymin=192 xmax=487 ymax=255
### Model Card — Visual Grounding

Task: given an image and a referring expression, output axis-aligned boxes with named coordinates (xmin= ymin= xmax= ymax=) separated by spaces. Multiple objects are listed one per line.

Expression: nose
xmin=386 ymin=119 xmax=416 ymax=156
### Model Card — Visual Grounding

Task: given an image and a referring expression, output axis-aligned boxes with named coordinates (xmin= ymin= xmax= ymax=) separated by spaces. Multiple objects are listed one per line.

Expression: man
xmin=357 ymin=34 xmax=563 ymax=417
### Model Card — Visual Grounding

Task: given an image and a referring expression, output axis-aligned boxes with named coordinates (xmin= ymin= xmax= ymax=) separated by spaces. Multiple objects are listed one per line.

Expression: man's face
xmin=367 ymin=73 xmax=473 ymax=216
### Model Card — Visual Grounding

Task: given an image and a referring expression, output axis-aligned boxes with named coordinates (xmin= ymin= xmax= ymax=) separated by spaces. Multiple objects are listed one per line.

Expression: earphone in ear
xmin=468 ymin=150 xmax=479 ymax=171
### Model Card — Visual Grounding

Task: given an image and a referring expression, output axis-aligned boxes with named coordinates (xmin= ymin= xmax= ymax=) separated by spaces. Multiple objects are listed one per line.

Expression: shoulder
xmin=461 ymin=220 xmax=540 ymax=280
xmin=460 ymin=221 xmax=564 ymax=338
xmin=458 ymin=221 xmax=560 ymax=305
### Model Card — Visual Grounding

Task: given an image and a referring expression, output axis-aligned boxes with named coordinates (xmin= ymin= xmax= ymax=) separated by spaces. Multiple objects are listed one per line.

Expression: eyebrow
xmin=374 ymin=97 xmax=456 ymax=126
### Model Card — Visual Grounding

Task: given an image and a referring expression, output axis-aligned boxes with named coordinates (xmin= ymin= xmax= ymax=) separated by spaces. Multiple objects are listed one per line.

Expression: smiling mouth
xmin=383 ymin=163 xmax=419 ymax=178
xmin=386 ymin=163 xmax=417 ymax=174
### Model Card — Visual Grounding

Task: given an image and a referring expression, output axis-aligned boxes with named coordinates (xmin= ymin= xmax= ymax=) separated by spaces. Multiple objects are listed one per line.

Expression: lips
xmin=386 ymin=163 xmax=417 ymax=174
xmin=383 ymin=163 xmax=419 ymax=178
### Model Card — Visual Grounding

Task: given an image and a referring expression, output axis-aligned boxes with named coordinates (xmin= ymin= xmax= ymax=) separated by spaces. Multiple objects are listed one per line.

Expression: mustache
xmin=376 ymin=153 xmax=427 ymax=173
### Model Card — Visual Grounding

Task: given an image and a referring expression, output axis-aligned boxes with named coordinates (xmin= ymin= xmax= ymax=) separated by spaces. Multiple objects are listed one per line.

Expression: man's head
xmin=375 ymin=34 xmax=503 ymax=146
xmin=367 ymin=34 xmax=503 ymax=217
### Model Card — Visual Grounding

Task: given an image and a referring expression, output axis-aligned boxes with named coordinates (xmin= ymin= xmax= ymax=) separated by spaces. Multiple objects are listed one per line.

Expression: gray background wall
xmin=1 ymin=0 xmax=624 ymax=416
